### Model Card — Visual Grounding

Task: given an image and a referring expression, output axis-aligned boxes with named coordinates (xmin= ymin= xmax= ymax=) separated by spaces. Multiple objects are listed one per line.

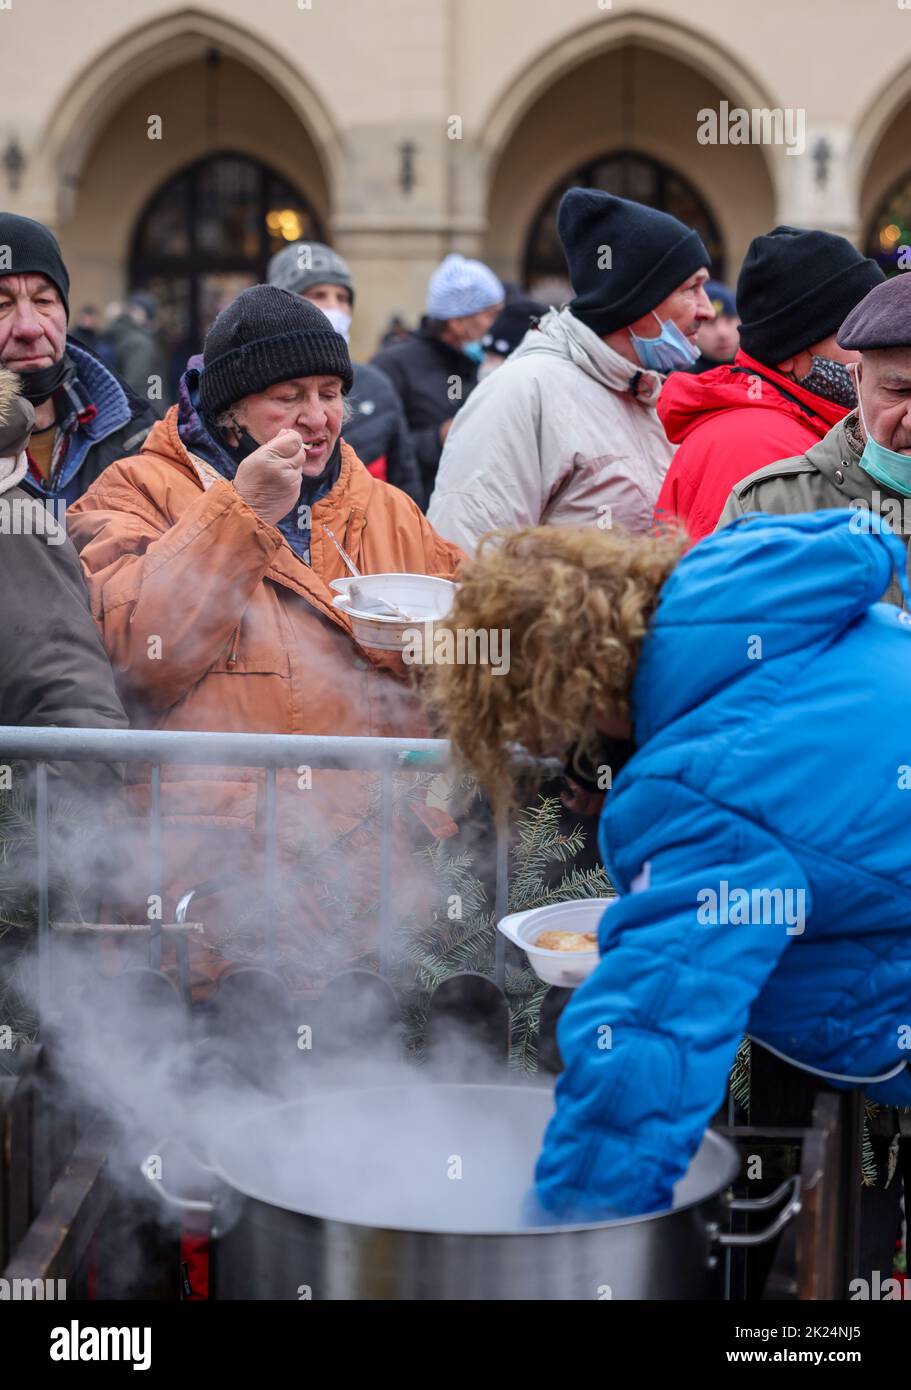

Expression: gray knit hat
xmin=267 ymin=241 xmax=355 ymax=304
xmin=199 ymin=285 xmax=353 ymax=420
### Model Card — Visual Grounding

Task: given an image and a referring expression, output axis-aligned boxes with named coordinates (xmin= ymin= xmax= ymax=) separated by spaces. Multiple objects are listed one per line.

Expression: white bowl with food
xmin=497 ymin=898 xmax=617 ymax=987
xmin=330 ymin=573 xmax=457 ymax=652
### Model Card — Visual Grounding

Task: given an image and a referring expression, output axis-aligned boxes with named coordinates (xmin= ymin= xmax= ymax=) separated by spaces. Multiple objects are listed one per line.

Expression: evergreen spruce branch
xmin=515 ymin=869 xmax=614 ymax=910
xmin=861 ymin=1115 xmax=877 ymax=1187
xmin=408 ymin=916 xmax=497 ymax=990
xmin=507 ymin=978 xmax=548 ymax=1073
xmin=729 ymin=1037 xmax=751 ymax=1110
xmin=415 ymin=843 xmax=489 ymax=917
xmin=509 ymin=799 xmax=588 ymax=909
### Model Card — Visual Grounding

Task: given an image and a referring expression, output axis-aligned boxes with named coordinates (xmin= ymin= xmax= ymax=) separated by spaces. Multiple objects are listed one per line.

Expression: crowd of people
xmin=8 ymin=189 xmax=900 ymax=556
xmin=2 ymin=188 xmax=911 ymax=1240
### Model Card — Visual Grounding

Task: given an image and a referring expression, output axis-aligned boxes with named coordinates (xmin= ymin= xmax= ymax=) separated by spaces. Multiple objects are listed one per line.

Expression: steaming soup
xmin=211 ymin=1083 xmax=554 ymax=1233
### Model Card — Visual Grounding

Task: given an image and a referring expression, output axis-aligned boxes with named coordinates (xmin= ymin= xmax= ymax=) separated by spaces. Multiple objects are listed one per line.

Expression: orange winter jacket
xmin=67 ymin=407 xmax=465 ymax=993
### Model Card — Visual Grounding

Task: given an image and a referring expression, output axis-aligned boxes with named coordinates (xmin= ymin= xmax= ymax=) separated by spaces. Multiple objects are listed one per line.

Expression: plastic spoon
xmin=322 ymin=524 xmax=416 ymax=621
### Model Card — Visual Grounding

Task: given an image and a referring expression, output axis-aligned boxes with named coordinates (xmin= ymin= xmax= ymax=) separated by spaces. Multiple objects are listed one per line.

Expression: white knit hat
xmin=426 ymin=254 xmax=504 ymax=319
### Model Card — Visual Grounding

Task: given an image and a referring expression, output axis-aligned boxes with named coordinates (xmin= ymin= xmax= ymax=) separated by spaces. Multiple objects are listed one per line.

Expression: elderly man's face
xmin=448 ymin=302 xmax=503 ymax=347
xmin=232 ymin=375 xmax=346 ymax=476
xmin=631 ymin=268 xmax=714 ymax=347
xmin=858 ymin=348 xmax=911 ymax=455
xmin=0 ymin=274 xmax=68 ymax=372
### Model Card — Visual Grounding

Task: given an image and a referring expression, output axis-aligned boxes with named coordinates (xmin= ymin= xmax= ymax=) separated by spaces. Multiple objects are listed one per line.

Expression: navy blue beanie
xmin=706 ymin=281 xmax=738 ymax=318
xmin=558 ymin=189 xmax=710 ymax=336
xmin=737 ymin=226 xmax=884 ymax=365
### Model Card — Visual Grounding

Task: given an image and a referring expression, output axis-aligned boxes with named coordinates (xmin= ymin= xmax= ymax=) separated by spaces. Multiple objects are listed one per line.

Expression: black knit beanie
xmin=0 ymin=213 xmax=70 ymax=317
xmin=736 ymin=226 xmax=884 ymax=366
xmin=558 ymin=189 xmax=710 ymax=336
xmin=199 ymin=285 xmax=353 ymax=420
xmin=482 ymin=296 xmax=547 ymax=357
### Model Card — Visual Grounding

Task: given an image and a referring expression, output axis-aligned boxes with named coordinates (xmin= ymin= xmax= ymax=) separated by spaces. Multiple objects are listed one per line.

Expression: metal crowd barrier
xmin=0 ymin=726 xmax=526 ymax=1019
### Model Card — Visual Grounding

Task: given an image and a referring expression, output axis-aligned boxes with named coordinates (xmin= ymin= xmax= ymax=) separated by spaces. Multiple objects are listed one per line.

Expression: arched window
xmin=865 ymin=173 xmax=911 ymax=274
xmin=523 ymin=151 xmax=725 ymax=291
xmin=130 ymin=152 xmax=324 ymax=383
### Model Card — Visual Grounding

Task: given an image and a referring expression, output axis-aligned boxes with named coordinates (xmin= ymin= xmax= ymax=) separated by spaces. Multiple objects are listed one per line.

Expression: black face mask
xmin=794 ymin=356 xmax=858 ymax=409
xmin=225 ymin=426 xmax=261 ymax=464
xmin=18 ymin=355 xmax=73 ymax=406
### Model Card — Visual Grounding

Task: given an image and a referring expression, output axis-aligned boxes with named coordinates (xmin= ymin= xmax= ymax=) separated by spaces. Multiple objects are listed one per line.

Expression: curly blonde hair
xmin=424 ymin=525 xmax=687 ymax=809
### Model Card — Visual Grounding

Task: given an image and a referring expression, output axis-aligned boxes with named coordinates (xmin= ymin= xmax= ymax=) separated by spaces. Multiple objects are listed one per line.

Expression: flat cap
xmin=838 ymin=273 xmax=911 ymax=351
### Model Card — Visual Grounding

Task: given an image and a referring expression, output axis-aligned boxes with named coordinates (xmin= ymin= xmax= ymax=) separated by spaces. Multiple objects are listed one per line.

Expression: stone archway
xmin=36 ymin=9 xmax=339 ymax=329
xmin=128 ymin=149 xmax=326 ymax=386
xmin=524 ymin=149 xmax=728 ymax=292
xmin=480 ymin=13 xmax=778 ymax=290
xmin=855 ymin=64 xmax=911 ymax=271
xmin=40 ymin=50 xmax=334 ymax=355
xmin=41 ymin=7 xmax=342 ymax=212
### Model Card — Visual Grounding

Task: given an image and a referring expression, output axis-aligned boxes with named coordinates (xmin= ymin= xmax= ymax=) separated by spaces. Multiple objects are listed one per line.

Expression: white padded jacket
xmin=427 ymin=307 xmax=675 ymax=553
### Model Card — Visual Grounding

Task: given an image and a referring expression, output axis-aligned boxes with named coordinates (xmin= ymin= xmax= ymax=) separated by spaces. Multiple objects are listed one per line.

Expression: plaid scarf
xmin=25 ymin=356 xmax=98 ymax=489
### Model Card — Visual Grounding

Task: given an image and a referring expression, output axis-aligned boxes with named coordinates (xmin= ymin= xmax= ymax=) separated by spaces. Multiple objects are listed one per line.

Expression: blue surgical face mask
xmin=629 ymin=311 xmax=701 ymax=373
xmin=462 ymin=339 xmax=486 ymax=365
xmin=857 ymin=376 xmax=911 ymax=498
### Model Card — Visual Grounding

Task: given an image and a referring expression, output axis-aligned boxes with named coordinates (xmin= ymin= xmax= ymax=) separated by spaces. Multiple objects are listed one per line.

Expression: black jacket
xmin=370 ymin=325 xmax=479 ymax=497
xmin=103 ymin=316 xmax=170 ymax=419
xmin=344 ymin=362 xmax=424 ymax=508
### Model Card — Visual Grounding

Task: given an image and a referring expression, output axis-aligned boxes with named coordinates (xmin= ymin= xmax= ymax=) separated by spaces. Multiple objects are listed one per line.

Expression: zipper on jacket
xmin=226 ymin=624 xmax=241 ymax=670
xmin=344 ymin=507 xmax=368 ymax=559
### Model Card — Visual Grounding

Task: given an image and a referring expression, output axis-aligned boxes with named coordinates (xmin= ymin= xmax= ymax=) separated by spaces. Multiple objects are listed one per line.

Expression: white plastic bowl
xmin=497 ymin=898 xmax=617 ymax=987
xmin=330 ymin=573 xmax=457 ymax=652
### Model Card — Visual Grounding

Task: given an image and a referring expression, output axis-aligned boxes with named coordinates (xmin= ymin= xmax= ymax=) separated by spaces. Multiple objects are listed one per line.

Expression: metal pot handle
xmin=140 ymin=1138 xmax=217 ymax=1215
xmin=715 ymin=1174 xmax=802 ymax=1247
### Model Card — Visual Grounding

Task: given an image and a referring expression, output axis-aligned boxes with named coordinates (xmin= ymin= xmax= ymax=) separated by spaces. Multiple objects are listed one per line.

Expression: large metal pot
xmin=147 ymin=1083 xmax=800 ymax=1300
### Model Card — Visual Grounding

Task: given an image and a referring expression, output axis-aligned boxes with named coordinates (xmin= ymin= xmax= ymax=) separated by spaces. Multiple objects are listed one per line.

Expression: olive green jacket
xmin=716 ymin=412 xmax=910 ymax=607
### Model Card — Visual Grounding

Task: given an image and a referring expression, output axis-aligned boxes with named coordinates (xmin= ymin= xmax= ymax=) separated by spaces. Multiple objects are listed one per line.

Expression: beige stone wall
xmin=2 ymin=0 xmax=911 ymax=356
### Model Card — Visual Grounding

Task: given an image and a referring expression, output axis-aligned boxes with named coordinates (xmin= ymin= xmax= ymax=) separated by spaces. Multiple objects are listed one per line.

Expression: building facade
xmin=2 ymin=0 xmax=911 ymax=361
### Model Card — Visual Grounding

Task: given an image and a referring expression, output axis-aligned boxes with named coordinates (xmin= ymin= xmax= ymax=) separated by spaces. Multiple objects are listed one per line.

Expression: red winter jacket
xmin=653 ymin=350 xmax=850 ymax=540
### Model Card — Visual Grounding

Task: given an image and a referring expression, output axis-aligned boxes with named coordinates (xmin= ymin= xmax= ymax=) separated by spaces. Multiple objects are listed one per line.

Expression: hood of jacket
xmin=0 ymin=367 xmax=34 ymax=493
xmin=0 ymin=366 xmax=34 ymax=455
xmin=632 ymin=507 xmax=911 ymax=746
xmin=658 ymin=349 xmax=850 ymax=445
xmin=509 ymin=306 xmax=665 ymax=405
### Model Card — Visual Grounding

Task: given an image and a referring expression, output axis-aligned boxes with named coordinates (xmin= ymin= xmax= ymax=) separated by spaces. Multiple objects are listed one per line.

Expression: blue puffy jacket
xmin=535 ymin=509 xmax=911 ymax=1219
